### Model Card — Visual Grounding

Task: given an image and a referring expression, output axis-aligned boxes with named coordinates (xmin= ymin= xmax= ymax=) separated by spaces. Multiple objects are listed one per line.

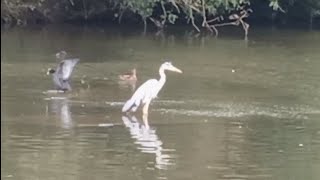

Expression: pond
xmin=1 ymin=25 xmax=320 ymax=180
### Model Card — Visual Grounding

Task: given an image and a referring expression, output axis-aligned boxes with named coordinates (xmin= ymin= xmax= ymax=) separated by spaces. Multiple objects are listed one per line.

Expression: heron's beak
xmin=171 ymin=66 xmax=183 ymax=73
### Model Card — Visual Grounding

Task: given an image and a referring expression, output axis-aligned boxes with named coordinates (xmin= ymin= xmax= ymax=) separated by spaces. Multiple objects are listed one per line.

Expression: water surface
xmin=1 ymin=25 xmax=320 ymax=180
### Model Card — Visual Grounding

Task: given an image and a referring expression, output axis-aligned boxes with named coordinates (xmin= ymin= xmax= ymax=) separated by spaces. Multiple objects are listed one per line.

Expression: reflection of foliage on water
xmin=2 ymin=0 xmax=319 ymax=31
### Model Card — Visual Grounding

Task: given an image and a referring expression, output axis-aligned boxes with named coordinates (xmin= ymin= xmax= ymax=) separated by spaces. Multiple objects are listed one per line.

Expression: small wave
xmin=155 ymin=100 xmax=186 ymax=104
xmin=42 ymin=90 xmax=65 ymax=94
xmin=44 ymin=96 xmax=67 ymax=100
xmin=76 ymin=123 xmax=114 ymax=127
xmin=104 ymin=101 xmax=125 ymax=106
xmin=155 ymin=103 xmax=320 ymax=119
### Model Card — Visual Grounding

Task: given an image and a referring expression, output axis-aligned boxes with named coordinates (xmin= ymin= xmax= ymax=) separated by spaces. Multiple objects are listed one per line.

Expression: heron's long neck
xmin=158 ymin=67 xmax=166 ymax=88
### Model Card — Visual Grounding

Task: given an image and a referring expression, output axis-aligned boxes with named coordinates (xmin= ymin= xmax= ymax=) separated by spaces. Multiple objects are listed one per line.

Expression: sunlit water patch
xmin=155 ymin=102 xmax=320 ymax=119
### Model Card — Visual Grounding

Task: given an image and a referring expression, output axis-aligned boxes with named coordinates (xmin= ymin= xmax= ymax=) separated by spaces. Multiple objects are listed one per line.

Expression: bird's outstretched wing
xmin=52 ymin=73 xmax=72 ymax=91
xmin=60 ymin=59 xmax=80 ymax=81
xmin=52 ymin=73 xmax=63 ymax=89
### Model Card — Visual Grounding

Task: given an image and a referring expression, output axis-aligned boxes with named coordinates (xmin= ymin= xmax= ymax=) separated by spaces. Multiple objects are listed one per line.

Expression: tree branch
xmin=189 ymin=7 xmax=200 ymax=32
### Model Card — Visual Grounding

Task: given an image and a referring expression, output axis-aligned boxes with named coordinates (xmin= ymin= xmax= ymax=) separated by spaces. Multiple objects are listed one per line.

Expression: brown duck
xmin=119 ymin=68 xmax=137 ymax=81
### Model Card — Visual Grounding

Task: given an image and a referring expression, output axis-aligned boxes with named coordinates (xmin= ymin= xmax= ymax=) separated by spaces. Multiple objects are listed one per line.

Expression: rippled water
xmin=1 ymin=25 xmax=320 ymax=180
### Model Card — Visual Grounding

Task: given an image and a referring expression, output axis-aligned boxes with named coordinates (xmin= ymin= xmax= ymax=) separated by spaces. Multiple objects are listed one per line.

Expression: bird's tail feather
xmin=122 ymin=98 xmax=135 ymax=112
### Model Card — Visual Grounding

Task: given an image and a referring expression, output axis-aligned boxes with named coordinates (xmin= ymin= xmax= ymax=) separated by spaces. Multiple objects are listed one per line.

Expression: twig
xmin=118 ymin=7 xmax=126 ymax=24
xmin=210 ymin=25 xmax=218 ymax=36
xmin=207 ymin=17 xmax=221 ymax=23
xmin=201 ymin=0 xmax=206 ymax=27
xmin=169 ymin=0 xmax=180 ymax=13
xmin=160 ymin=1 xmax=167 ymax=25
xmin=213 ymin=21 xmax=238 ymax=27
xmin=143 ymin=17 xmax=147 ymax=34
xmin=82 ymin=0 xmax=88 ymax=20
xmin=189 ymin=7 xmax=200 ymax=32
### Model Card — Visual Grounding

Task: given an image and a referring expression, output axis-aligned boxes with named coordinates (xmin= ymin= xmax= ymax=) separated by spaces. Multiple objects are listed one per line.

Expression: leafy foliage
xmin=2 ymin=0 xmax=320 ymax=30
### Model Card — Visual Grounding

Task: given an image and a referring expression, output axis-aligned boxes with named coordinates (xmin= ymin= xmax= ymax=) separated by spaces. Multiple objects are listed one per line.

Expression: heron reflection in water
xmin=122 ymin=115 xmax=176 ymax=170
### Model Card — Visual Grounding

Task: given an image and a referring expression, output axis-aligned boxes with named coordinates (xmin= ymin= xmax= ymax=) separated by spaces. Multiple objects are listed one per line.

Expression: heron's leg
xmin=142 ymin=114 xmax=149 ymax=129
xmin=142 ymin=102 xmax=150 ymax=115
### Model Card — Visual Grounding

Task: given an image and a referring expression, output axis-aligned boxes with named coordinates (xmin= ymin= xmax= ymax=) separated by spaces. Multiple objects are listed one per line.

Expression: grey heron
xmin=47 ymin=51 xmax=80 ymax=92
xmin=122 ymin=62 xmax=182 ymax=115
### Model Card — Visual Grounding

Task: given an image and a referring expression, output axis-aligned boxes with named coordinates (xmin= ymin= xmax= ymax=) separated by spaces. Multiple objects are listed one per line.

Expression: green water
xmin=1 ymin=25 xmax=320 ymax=180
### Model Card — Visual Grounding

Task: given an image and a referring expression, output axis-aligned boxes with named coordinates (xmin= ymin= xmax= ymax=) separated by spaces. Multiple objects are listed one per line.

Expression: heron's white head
xmin=161 ymin=62 xmax=183 ymax=73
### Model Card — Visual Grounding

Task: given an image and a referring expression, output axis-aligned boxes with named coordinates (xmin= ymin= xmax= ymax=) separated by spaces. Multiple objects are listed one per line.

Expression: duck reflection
xmin=118 ymin=68 xmax=137 ymax=92
xmin=122 ymin=114 xmax=176 ymax=170
xmin=118 ymin=79 xmax=137 ymax=92
xmin=46 ymin=97 xmax=73 ymax=129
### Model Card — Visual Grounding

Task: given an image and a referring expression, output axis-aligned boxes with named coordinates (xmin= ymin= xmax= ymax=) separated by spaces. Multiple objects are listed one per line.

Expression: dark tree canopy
xmin=2 ymin=0 xmax=320 ymax=34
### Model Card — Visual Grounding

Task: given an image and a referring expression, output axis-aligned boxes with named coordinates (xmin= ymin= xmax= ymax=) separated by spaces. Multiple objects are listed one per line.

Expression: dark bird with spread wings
xmin=47 ymin=51 xmax=79 ymax=92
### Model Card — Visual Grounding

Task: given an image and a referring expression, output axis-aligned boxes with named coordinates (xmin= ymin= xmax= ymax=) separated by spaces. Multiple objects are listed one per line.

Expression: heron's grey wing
xmin=61 ymin=59 xmax=80 ymax=80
